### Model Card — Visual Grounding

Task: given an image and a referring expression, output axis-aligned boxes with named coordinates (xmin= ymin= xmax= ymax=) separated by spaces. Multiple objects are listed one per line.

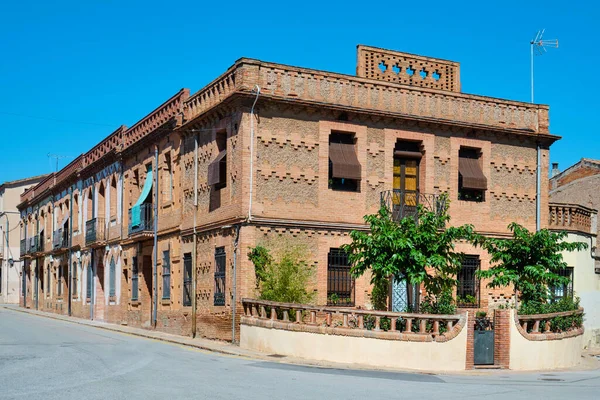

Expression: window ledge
xmin=130 ymin=300 xmax=141 ymax=306
xmin=161 ymin=298 xmax=171 ymax=305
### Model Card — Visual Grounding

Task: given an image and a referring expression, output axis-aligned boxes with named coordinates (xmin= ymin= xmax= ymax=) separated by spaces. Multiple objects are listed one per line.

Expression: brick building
xmin=18 ymin=45 xmax=557 ymax=341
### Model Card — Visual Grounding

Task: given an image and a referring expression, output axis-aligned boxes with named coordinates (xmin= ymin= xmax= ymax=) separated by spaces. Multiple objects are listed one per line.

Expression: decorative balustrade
xmin=184 ymin=69 xmax=237 ymax=122
xmin=516 ymin=308 xmax=584 ymax=337
xmin=548 ymin=203 xmax=595 ymax=234
xmin=241 ymin=298 xmax=464 ymax=342
xmin=380 ymin=189 xmax=446 ymax=222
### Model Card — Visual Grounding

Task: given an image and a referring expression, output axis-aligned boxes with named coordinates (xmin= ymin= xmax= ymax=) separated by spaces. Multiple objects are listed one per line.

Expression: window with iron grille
xmin=457 ymin=256 xmax=480 ymax=308
xmin=57 ymin=265 xmax=63 ymax=297
xmin=162 ymin=250 xmax=171 ymax=300
xmin=214 ymin=247 xmax=226 ymax=306
xmin=327 ymin=248 xmax=355 ymax=306
xmin=109 ymin=257 xmax=116 ymax=298
xmin=86 ymin=264 xmax=92 ymax=300
xmin=47 ymin=265 xmax=51 ymax=294
xmin=551 ymin=267 xmax=574 ymax=302
xmin=131 ymin=256 xmax=139 ymax=301
xmin=72 ymin=262 xmax=78 ymax=298
xmin=183 ymin=253 xmax=192 ymax=306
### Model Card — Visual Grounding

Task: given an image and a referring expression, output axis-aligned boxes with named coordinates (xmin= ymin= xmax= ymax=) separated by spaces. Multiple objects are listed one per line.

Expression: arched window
xmin=73 ymin=194 xmax=79 ymax=232
xmin=98 ymin=182 xmax=106 ymax=219
xmin=86 ymin=189 xmax=93 ymax=221
xmin=110 ymin=176 xmax=117 ymax=220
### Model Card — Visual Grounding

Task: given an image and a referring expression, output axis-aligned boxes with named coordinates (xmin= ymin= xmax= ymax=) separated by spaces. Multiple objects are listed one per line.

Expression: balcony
xmin=85 ymin=217 xmax=107 ymax=246
xmin=27 ymin=235 xmax=40 ymax=254
xmin=38 ymin=232 xmax=45 ymax=253
xmin=20 ymin=239 xmax=26 ymax=256
xmin=52 ymin=228 xmax=69 ymax=251
xmin=129 ymin=203 xmax=154 ymax=235
xmin=380 ymin=190 xmax=446 ymax=222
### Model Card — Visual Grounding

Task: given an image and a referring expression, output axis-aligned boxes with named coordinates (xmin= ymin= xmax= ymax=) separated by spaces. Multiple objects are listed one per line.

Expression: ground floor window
xmin=214 ymin=247 xmax=226 ymax=306
xmin=131 ymin=256 xmax=139 ymax=301
xmin=57 ymin=265 xmax=63 ymax=297
xmin=457 ymin=256 xmax=480 ymax=308
xmin=551 ymin=267 xmax=574 ymax=302
xmin=86 ymin=264 xmax=92 ymax=300
xmin=162 ymin=251 xmax=170 ymax=300
xmin=327 ymin=248 xmax=355 ymax=306
xmin=72 ymin=262 xmax=78 ymax=297
xmin=183 ymin=253 xmax=192 ymax=307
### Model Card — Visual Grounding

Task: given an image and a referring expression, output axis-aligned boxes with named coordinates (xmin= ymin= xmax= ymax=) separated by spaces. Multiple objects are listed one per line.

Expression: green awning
xmin=131 ymin=166 xmax=153 ymax=227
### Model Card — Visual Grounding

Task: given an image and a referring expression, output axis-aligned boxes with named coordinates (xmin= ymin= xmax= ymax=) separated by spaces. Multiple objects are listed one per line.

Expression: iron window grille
xmin=457 ymin=256 xmax=480 ymax=308
xmin=214 ymin=247 xmax=226 ymax=306
xmin=183 ymin=253 xmax=192 ymax=307
xmin=131 ymin=256 xmax=139 ymax=301
xmin=327 ymin=248 xmax=355 ymax=306
xmin=57 ymin=265 xmax=63 ymax=297
xmin=162 ymin=250 xmax=171 ymax=300
xmin=86 ymin=264 xmax=92 ymax=300
xmin=109 ymin=257 xmax=116 ymax=298
xmin=551 ymin=267 xmax=574 ymax=302
xmin=72 ymin=262 xmax=78 ymax=298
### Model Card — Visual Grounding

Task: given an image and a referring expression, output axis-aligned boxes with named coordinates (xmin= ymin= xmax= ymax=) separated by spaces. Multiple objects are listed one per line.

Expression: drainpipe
xmin=152 ymin=145 xmax=159 ymax=328
xmin=68 ymin=185 xmax=73 ymax=316
xmin=536 ymin=142 xmax=541 ymax=232
xmin=247 ymin=86 xmax=260 ymax=223
xmin=192 ymin=133 xmax=198 ymax=337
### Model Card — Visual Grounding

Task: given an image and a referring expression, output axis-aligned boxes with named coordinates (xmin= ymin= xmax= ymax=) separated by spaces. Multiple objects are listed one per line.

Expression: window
xmin=86 ymin=263 xmax=92 ymax=300
xmin=328 ymin=132 xmax=361 ymax=192
xmin=162 ymin=250 xmax=171 ymax=300
xmin=57 ymin=265 xmax=62 ymax=297
xmin=163 ymin=152 xmax=173 ymax=203
xmin=551 ymin=267 xmax=574 ymax=302
xmin=208 ymin=132 xmax=227 ymax=189
xmin=457 ymin=256 xmax=480 ymax=308
xmin=214 ymin=247 xmax=226 ymax=306
xmin=183 ymin=253 xmax=192 ymax=306
xmin=131 ymin=256 xmax=139 ymax=301
xmin=110 ymin=177 xmax=118 ymax=219
xmin=458 ymin=148 xmax=487 ymax=202
xmin=109 ymin=257 xmax=116 ymax=298
xmin=327 ymin=249 xmax=355 ymax=306
xmin=72 ymin=262 xmax=78 ymax=298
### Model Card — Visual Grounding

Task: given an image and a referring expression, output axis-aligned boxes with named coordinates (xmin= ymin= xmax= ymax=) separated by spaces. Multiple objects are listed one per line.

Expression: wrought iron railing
xmin=52 ymin=228 xmax=68 ymax=250
xmin=128 ymin=203 xmax=154 ymax=235
xmin=38 ymin=232 xmax=44 ymax=253
xmin=380 ymin=189 xmax=446 ymax=222
xmin=20 ymin=239 xmax=26 ymax=255
xmin=85 ymin=217 xmax=106 ymax=245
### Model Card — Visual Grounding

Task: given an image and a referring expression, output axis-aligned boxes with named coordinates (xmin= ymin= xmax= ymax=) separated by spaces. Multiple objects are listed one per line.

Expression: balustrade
xmin=548 ymin=203 xmax=594 ymax=234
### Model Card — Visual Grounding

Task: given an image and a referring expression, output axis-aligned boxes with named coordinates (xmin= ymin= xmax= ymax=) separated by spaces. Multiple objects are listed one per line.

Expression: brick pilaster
xmin=493 ymin=309 xmax=511 ymax=369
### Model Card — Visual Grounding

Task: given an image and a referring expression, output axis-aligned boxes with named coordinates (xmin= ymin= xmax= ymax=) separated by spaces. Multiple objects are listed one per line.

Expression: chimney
xmin=551 ymin=162 xmax=560 ymax=177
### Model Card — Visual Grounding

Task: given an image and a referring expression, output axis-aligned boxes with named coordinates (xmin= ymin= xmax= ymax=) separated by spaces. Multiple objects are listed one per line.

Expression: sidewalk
xmin=3 ymin=304 xmax=599 ymax=376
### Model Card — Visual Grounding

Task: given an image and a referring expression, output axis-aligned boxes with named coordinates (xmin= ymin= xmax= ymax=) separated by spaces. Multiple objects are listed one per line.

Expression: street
xmin=0 ymin=307 xmax=599 ymax=400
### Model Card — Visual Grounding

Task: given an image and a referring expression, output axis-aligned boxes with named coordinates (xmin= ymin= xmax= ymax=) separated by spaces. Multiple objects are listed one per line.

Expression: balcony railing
xmin=85 ymin=217 xmax=107 ymax=245
xmin=38 ymin=232 xmax=45 ymax=253
xmin=380 ymin=190 xmax=446 ymax=222
xmin=128 ymin=203 xmax=154 ymax=235
xmin=27 ymin=235 xmax=39 ymax=254
xmin=548 ymin=203 xmax=595 ymax=234
xmin=20 ymin=239 xmax=26 ymax=256
xmin=52 ymin=228 xmax=69 ymax=250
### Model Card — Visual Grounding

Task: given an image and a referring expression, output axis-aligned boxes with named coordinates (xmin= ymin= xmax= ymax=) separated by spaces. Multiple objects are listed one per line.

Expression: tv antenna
xmin=47 ymin=153 xmax=70 ymax=172
xmin=530 ymin=29 xmax=558 ymax=103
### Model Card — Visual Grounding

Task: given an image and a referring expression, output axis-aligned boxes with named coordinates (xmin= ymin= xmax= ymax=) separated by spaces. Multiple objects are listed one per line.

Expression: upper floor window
xmin=162 ymin=152 xmax=173 ymax=203
xmin=458 ymin=148 xmax=487 ymax=202
xmin=328 ymin=132 xmax=361 ymax=192
xmin=208 ymin=132 xmax=227 ymax=189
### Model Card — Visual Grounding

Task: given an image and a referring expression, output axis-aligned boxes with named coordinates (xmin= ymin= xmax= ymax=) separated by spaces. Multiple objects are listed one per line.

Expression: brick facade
xmin=18 ymin=45 xmax=558 ymax=342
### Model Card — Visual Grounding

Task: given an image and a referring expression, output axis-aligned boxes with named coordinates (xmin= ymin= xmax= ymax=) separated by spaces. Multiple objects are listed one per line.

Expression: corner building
xmin=18 ymin=46 xmax=557 ymax=341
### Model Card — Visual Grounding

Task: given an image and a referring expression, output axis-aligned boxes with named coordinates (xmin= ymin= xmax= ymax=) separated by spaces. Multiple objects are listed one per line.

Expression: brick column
xmin=493 ymin=309 xmax=511 ymax=369
xmin=465 ymin=310 xmax=474 ymax=370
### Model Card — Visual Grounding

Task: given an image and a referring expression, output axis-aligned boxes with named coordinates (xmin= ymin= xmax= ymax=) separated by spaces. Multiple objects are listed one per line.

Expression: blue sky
xmin=0 ymin=1 xmax=597 ymax=183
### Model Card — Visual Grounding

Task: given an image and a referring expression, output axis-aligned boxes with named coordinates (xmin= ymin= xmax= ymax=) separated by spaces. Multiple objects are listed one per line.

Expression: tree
xmin=343 ymin=194 xmax=475 ymax=309
xmin=248 ymin=245 xmax=315 ymax=304
xmin=476 ymin=223 xmax=587 ymax=305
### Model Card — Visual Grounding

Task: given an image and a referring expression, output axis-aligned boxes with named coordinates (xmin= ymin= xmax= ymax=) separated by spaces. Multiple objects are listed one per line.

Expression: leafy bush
xmin=370 ymin=278 xmax=389 ymax=311
xmin=518 ymin=296 xmax=583 ymax=333
xmin=418 ymin=290 xmax=456 ymax=315
xmin=248 ymin=245 xmax=315 ymax=304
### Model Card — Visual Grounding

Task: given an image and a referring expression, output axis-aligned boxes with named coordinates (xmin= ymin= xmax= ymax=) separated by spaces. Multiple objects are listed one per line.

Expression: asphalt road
xmin=0 ymin=307 xmax=599 ymax=400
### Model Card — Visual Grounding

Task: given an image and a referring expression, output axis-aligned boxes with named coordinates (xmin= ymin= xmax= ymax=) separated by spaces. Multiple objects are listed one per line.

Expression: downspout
xmin=192 ymin=133 xmax=198 ymax=337
xmin=68 ymin=186 xmax=73 ymax=316
xmin=247 ymin=86 xmax=260 ymax=223
xmin=152 ymin=145 xmax=159 ymax=328
xmin=231 ymin=224 xmax=240 ymax=344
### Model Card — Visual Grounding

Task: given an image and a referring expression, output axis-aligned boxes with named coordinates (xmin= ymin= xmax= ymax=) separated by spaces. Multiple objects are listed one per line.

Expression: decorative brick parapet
xmin=241 ymin=298 xmax=466 ymax=343
xmin=548 ymin=203 xmax=596 ymax=235
xmin=515 ymin=308 xmax=584 ymax=341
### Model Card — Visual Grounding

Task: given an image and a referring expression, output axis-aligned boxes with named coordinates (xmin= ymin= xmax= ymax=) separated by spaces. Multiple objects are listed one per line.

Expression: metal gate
xmin=390 ymin=276 xmax=420 ymax=312
xmin=474 ymin=317 xmax=494 ymax=365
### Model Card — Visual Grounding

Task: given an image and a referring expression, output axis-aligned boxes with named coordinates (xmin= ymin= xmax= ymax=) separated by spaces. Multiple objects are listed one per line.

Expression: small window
xmin=457 ymin=256 xmax=480 ymax=308
xmin=327 ymin=248 xmax=355 ymax=306
xmin=72 ymin=262 xmax=78 ymax=298
xmin=214 ymin=247 xmax=226 ymax=306
xmin=86 ymin=264 xmax=92 ymax=300
xmin=551 ymin=267 xmax=574 ymax=302
xmin=131 ymin=256 xmax=139 ymax=301
xmin=162 ymin=250 xmax=171 ymax=300
xmin=208 ymin=132 xmax=227 ymax=189
xmin=183 ymin=253 xmax=192 ymax=306
xmin=57 ymin=265 xmax=63 ymax=297
xmin=328 ymin=132 xmax=361 ymax=192
xmin=458 ymin=148 xmax=487 ymax=202
xmin=109 ymin=257 xmax=116 ymax=298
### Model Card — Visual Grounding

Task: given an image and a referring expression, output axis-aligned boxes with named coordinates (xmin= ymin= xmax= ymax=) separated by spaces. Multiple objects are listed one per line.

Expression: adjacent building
xmin=0 ymin=174 xmax=47 ymax=304
xmin=18 ymin=45 xmax=557 ymax=341
xmin=549 ymin=159 xmax=600 ymax=349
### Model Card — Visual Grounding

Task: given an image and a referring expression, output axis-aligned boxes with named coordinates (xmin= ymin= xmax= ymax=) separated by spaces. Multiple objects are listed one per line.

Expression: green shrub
xmin=419 ymin=290 xmax=456 ymax=315
xmin=518 ymin=296 xmax=583 ymax=333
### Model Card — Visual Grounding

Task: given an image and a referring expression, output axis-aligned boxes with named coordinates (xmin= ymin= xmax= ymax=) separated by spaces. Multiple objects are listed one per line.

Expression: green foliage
xmin=476 ymin=223 xmax=587 ymax=305
xmin=519 ymin=296 xmax=583 ymax=333
xmin=457 ymin=294 xmax=478 ymax=307
xmin=418 ymin=290 xmax=456 ymax=315
xmin=247 ymin=245 xmax=315 ymax=304
xmin=370 ymin=278 xmax=389 ymax=311
xmin=327 ymin=293 xmax=340 ymax=305
xmin=343 ymin=194 xmax=476 ymax=302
